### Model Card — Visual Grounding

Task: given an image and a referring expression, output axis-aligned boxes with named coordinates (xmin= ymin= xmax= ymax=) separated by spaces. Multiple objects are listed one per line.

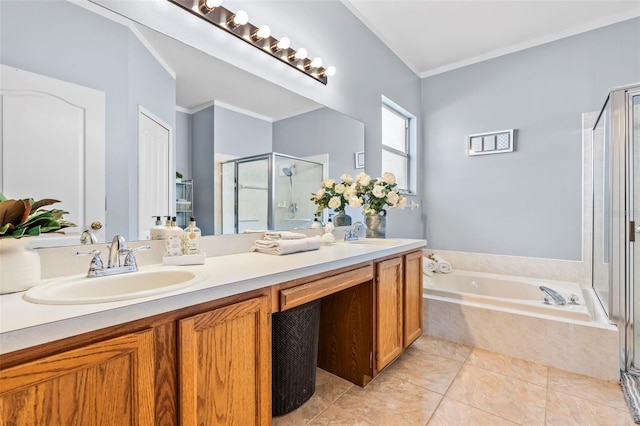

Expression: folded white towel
xmin=263 ymin=231 xmax=308 ymax=241
xmin=431 ymin=254 xmax=452 ymax=273
xmin=251 ymin=236 xmax=321 ymax=255
xmin=423 ymin=256 xmax=437 ymax=276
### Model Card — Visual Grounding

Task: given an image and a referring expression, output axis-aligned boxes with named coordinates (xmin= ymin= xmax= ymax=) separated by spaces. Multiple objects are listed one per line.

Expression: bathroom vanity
xmin=0 ymin=238 xmax=424 ymax=425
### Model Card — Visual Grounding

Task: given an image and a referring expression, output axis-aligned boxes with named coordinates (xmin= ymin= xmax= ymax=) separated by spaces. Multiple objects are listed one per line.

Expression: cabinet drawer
xmin=280 ymin=265 xmax=373 ymax=311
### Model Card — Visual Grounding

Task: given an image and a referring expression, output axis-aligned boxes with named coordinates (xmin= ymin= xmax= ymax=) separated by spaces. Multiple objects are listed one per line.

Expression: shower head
xmin=282 ymin=167 xmax=293 ymax=177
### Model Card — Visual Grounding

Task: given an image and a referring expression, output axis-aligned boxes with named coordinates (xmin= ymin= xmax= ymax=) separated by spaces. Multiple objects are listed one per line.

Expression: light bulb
xmin=324 ymin=66 xmax=336 ymax=77
xmin=310 ymin=57 xmax=323 ymax=68
xmin=252 ymin=25 xmax=270 ymax=41
xmin=204 ymin=0 xmax=222 ymax=9
xmin=272 ymin=37 xmax=290 ymax=52
xmin=227 ymin=9 xmax=249 ymax=27
xmin=257 ymin=25 xmax=270 ymax=39
xmin=294 ymin=48 xmax=307 ymax=60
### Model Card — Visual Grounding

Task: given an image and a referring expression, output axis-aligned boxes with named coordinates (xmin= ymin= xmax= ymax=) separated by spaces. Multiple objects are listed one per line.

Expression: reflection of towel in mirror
xmin=251 ymin=236 xmax=321 ymax=255
xmin=431 ymin=254 xmax=452 ymax=273
xmin=423 ymin=257 xmax=437 ymax=276
xmin=263 ymin=231 xmax=307 ymax=241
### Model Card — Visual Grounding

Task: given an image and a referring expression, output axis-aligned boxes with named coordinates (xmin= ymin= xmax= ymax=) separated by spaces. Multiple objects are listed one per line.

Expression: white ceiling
xmin=343 ymin=0 xmax=640 ymax=77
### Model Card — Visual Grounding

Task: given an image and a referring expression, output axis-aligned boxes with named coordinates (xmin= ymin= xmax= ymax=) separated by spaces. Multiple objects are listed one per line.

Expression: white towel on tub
xmin=423 ymin=256 xmax=436 ymax=276
xmin=431 ymin=254 xmax=452 ymax=273
xmin=251 ymin=236 xmax=321 ymax=255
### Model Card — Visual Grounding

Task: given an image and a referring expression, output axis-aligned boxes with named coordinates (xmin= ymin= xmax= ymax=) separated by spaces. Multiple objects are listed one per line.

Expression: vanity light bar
xmin=168 ymin=0 xmax=334 ymax=85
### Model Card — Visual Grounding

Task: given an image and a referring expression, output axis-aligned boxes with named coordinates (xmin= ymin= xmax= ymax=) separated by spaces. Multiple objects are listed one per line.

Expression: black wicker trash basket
xmin=272 ymin=299 xmax=322 ymax=416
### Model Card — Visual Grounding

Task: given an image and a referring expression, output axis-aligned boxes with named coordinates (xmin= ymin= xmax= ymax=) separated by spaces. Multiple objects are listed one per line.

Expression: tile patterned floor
xmin=273 ymin=335 xmax=634 ymax=425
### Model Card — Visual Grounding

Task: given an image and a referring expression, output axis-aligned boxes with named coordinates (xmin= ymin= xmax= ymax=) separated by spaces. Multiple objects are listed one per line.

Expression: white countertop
xmin=0 ymin=239 xmax=425 ymax=354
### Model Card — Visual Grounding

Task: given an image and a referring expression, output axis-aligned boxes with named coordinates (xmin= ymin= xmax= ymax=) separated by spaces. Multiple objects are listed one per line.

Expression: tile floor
xmin=273 ymin=335 xmax=634 ymax=425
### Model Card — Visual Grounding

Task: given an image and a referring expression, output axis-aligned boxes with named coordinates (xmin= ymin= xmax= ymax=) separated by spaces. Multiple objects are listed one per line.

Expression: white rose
xmin=381 ymin=172 xmax=396 ymax=185
xmin=322 ymin=178 xmax=335 ymax=189
xmin=343 ymin=184 xmax=356 ymax=199
xmin=334 ymin=183 xmax=346 ymax=194
xmin=363 ymin=207 xmax=375 ymax=216
xmin=372 ymin=185 xmax=385 ymax=198
xmin=395 ymin=196 xmax=406 ymax=209
xmin=328 ymin=196 xmax=342 ymax=209
xmin=341 ymin=174 xmax=353 ymax=185
xmin=349 ymin=196 xmax=363 ymax=208
xmin=356 ymin=172 xmax=371 ymax=186
xmin=387 ymin=191 xmax=400 ymax=206
xmin=314 ymin=189 xmax=325 ymax=200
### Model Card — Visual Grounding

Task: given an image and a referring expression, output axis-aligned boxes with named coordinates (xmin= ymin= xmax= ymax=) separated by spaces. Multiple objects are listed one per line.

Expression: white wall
xmin=421 ymin=18 xmax=640 ymax=260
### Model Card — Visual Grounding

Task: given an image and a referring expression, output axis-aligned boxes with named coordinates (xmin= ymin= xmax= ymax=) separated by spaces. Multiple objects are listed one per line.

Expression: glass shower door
xmin=632 ymin=92 xmax=640 ymax=368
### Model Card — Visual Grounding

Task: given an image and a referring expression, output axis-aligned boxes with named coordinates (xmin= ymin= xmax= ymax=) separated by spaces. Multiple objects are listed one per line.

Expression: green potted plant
xmin=0 ymin=194 xmax=75 ymax=294
xmin=176 ymin=171 xmax=183 ymax=183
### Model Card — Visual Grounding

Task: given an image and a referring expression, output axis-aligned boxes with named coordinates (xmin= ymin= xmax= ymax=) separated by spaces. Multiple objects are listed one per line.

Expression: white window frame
xmin=381 ymin=96 xmax=416 ymax=194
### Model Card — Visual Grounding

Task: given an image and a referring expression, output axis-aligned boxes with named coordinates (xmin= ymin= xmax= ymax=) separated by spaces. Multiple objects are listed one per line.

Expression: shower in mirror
xmin=221 ymin=153 xmax=324 ymax=234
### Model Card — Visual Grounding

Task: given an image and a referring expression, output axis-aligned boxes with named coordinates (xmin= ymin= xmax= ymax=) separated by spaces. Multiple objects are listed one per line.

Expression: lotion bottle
xmin=150 ymin=216 xmax=165 ymax=240
xmin=182 ymin=217 xmax=202 ymax=255
xmin=164 ymin=217 xmax=183 ymax=256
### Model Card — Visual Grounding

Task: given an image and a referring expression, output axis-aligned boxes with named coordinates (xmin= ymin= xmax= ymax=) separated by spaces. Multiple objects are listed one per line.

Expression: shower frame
xmin=222 ymin=152 xmax=324 ymax=234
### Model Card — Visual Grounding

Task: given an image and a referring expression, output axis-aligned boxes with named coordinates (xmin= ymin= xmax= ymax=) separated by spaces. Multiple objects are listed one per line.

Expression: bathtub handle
xmin=568 ymin=294 xmax=580 ymax=305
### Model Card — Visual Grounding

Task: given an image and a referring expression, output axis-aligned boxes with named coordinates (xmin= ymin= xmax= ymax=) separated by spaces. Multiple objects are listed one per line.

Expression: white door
xmin=0 ymin=64 xmax=106 ymax=245
xmin=138 ymin=107 xmax=172 ymax=240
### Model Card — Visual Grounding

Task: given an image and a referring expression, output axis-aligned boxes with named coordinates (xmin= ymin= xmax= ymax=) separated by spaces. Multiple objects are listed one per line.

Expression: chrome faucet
xmin=74 ymin=235 xmax=149 ymax=278
xmin=539 ymin=286 xmax=566 ymax=305
xmin=80 ymin=229 xmax=98 ymax=244
xmin=344 ymin=221 xmax=365 ymax=241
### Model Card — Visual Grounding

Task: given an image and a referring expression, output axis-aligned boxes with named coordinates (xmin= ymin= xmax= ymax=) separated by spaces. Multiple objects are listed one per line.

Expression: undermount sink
xmin=24 ymin=268 xmax=208 ymax=305
xmin=340 ymin=238 xmax=401 ymax=246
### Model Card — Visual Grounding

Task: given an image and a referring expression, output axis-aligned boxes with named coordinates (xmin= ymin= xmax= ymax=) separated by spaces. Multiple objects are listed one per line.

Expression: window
xmin=381 ymin=98 xmax=415 ymax=193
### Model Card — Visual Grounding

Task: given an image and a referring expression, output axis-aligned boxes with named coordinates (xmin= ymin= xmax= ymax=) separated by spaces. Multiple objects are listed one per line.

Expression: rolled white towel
xmin=263 ymin=231 xmax=307 ymax=241
xmin=431 ymin=254 xmax=452 ymax=273
xmin=251 ymin=236 xmax=321 ymax=255
xmin=423 ymin=256 xmax=437 ymax=276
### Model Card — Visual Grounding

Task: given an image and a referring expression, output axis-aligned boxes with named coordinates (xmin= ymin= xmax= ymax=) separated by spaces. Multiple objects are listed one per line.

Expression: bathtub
xmin=423 ymin=270 xmax=619 ymax=381
xmin=424 ymin=270 xmax=593 ymax=322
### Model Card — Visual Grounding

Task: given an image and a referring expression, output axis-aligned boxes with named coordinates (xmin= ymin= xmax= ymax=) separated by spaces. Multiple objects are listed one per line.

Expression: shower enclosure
xmin=221 ymin=153 xmax=324 ymax=234
xmin=593 ymin=83 xmax=640 ymax=374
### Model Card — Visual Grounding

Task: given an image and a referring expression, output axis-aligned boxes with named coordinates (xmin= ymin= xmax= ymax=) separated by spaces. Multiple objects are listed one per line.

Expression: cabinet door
xmin=375 ymin=257 xmax=403 ymax=371
xmin=404 ymin=251 xmax=423 ymax=347
xmin=0 ymin=330 xmax=154 ymax=425
xmin=179 ymin=296 xmax=270 ymax=425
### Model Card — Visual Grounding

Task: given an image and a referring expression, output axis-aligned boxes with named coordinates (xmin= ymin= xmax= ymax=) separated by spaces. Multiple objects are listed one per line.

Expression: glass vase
xmin=334 ymin=211 xmax=352 ymax=227
xmin=365 ymin=211 xmax=387 ymax=238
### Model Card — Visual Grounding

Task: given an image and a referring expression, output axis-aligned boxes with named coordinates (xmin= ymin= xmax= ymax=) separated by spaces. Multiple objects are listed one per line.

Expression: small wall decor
xmin=354 ymin=151 xmax=365 ymax=168
xmin=468 ymin=129 xmax=515 ymax=156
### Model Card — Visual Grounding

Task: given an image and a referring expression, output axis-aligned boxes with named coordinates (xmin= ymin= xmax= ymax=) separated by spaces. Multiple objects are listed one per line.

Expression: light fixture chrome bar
xmin=168 ymin=0 xmax=331 ymax=85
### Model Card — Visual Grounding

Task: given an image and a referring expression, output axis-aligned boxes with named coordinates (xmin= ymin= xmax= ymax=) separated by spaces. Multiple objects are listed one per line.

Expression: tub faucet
xmin=539 ymin=286 xmax=566 ymax=305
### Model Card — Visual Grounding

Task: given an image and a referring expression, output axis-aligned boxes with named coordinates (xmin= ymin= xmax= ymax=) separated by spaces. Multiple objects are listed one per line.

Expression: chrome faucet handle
xmin=568 ymin=294 xmax=580 ymax=305
xmin=123 ymin=245 xmax=151 ymax=267
xmin=73 ymin=250 xmax=104 ymax=276
xmin=542 ymin=295 xmax=552 ymax=305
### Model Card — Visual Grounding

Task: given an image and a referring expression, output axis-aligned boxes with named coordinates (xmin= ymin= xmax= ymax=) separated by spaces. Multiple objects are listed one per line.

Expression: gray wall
xmin=175 ymin=111 xmax=193 ymax=180
xmin=422 ymin=18 xmax=640 ymax=260
xmin=92 ymin=0 xmax=424 ymax=239
xmin=1 ymin=1 xmax=176 ymax=239
xmin=214 ymin=106 xmax=272 ymax=157
xmin=192 ymin=106 xmax=216 ymax=235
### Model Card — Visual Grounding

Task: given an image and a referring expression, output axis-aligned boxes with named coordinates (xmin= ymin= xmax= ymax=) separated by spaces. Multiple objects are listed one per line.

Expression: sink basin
xmin=340 ymin=239 xmax=400 ymax=246
xmin=24 ymin=268 xmax=208 ymax=305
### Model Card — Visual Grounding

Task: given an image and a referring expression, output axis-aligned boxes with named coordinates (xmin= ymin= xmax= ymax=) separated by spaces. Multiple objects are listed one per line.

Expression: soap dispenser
xmin=182 ymin=217 xmax=202 ymax=255
xmin=150 ymin=216 xmax=165 ymax=240
xmin=164 ymin=217 xmax=183 ymax=256
xmin=311 ymin=214 xmax=322 ymax=229
xmin=324 ymin=214 xmax=334 ymax=233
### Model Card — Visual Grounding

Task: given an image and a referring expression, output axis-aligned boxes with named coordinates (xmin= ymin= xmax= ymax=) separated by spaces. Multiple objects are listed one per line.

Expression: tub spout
xmin=539 ymin=286 xmax=566 ymax=305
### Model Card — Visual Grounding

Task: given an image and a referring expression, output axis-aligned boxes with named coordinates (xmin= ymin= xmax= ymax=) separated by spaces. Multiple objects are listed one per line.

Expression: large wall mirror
xmin=0 ymin=0 xmax=364 ymax=247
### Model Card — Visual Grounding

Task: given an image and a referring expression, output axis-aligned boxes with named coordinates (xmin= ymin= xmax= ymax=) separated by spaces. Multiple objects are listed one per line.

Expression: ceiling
xmin=343 ymin=0 xmax=640 ymax=77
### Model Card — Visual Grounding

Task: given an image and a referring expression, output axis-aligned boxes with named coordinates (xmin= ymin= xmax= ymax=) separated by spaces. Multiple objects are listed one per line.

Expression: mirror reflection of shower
xmin=282 ymin=165 xmax=298 ymax=218
xmin=221 ymin=153 xmax=324 ymax=234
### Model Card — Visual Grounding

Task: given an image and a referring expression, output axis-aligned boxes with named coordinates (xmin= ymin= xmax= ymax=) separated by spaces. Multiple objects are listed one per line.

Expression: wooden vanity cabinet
xmin=0 ymin=329 xmax=155 ymax=425
xmin=0 ymin=290 xmax=271 ymax=426
xmin=374 ymin=250 xmax=423 ymax=373
xmin=178 ymin=296 xmax=271 ymax=425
